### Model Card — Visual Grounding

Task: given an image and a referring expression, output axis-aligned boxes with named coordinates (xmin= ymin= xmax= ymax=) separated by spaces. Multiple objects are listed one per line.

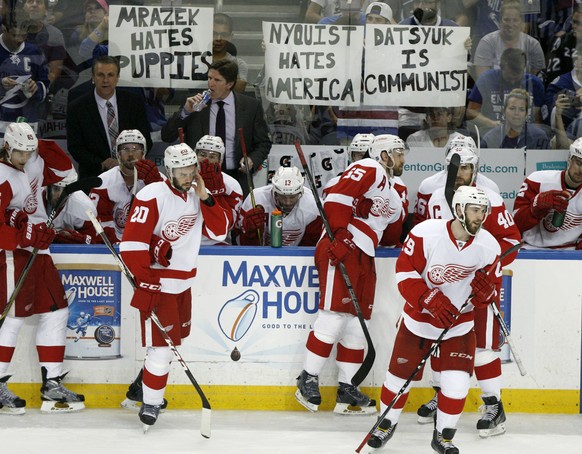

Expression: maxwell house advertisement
xmin=186 ymin=252 xmax=320 ymax=363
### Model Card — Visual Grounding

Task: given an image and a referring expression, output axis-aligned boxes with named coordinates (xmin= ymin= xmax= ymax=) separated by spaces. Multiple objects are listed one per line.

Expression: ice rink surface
xmin=1 ymin=408 xmax=582 ymax=454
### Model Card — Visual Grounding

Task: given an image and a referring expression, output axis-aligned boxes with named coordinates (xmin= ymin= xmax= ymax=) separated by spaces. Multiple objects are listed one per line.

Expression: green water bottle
xmin=270 ymin=209 xmax=282 ymax=248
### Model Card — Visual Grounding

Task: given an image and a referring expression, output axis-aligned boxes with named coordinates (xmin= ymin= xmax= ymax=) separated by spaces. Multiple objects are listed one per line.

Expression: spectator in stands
xmin=66 ymin=55 xmax=152 ymax=179
xmin=365 ymin=1 xmax=395 ymax=24
xmin=89 ymin=129 xmax=162 ymax=244
xmin=512 ymin=137 xmax=582 ymax=249
xmin=212 ymin=13 xmax=248 ymax=93
xmin=472 ymin=0 xmax=545 ymax=79
xmin=543 ymin=6 xmax=582 ymax=86
xmin=69 ymin=0 xmax=108 ymax=61
xmin=305 ymin=0 xmax=391 ymax=23
xmin=406 ymin=107 xmax=461 ymax=148
xmin=482 ymin=88 xmax=549 ymax=150
xmin=52 ymin=0 xmax=87 ymax=40
xmin=238 ymin=166 xmax=322 ymax=246
xmin=544 ymin=51 xmax=582 ymax=134
xmin=161 ymin=59 xmax=271 ymax=196
xmin=467 ymin=48 xmax=545 ymax=135
xmin=318 ymin=0 xmax=365 ymax=25
xmin=0 ymin=12 xmax=49 ymax=124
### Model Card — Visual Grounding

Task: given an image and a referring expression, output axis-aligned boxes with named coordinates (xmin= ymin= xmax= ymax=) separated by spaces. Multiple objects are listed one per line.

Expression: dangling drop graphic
xmin=230 ymin=346 xmax=241 ymax=361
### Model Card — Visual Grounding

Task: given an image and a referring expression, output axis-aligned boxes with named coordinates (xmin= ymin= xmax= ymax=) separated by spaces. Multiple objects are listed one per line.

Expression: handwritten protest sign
xmin=263 ymin=22 xmax=364 ymax=106
xmin=363 ymin=25 xmax=469 ymax=107
xmin=108 ymin=5 xmax=213 ymax=88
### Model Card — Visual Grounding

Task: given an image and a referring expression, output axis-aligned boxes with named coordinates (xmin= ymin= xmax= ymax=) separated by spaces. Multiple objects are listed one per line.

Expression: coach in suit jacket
xmin=161 ymin=60 xmax=271 ymax=195
xmin=67 ymin=56 xmax=152 ymax=179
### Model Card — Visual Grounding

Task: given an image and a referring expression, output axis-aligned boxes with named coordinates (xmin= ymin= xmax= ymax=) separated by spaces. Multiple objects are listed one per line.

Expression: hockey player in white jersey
xmin=47 ymin=168 xmax=98 ymax=244
xmin=368 ymin=186 xmax=501 ymax=453
xmin=295 ymin=138 xmax=403 ymax=415
xmin=120 ymin=143 xmax=232 ymax=430
xmin=0 ymin=122 xmax=85 ymax=414
xmin=196 ymin=135 xmax=243 ymax=245
xmin=238 ymin=166 xmax=322 ymax=246
xmin=90 ymin=129 xmax=163 ymax=244
xmin=414 ymin=133 xmax=499 ymax=226
xmin=415 ymin=146 xmax=521 ymax=438
xmin=512 ymin=137 xmax=582 ymax=249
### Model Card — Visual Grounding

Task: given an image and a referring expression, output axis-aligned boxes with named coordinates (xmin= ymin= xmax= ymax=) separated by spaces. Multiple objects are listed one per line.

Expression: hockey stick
xmin=0 ymin=177 xmax=102 ymax=323
xmin=294 ymin=141 xmax=375 ymax=386
xmin=444 ymin=152 xmax=460 ymax=214
xmin=238 ymin=127 xmax=263 ymax=245
xmin=85 ymin=210 xmax=212 ymax=439
xmin=355 ymin=241 xmax=522 ymax=453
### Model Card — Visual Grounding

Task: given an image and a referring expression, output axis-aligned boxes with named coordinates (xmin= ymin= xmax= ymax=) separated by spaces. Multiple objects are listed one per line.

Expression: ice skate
xmin=333 ymin=382 xmax=377 ymax=415
xmin=40 ymin=367 xmax=85 ymax=413
xmin=431 ymin=428 xmax=459 ymax=454
xmin=0 ymin=375 xmax=26 ymax=415
xmin=367 ymin=418 xmax=397 ymax=450
xmin=120 ymin=369 xmax=168 ymax=412
xmin=295 ymin=370 xmax=321 ymax=412
xmin=417 ymin=387 xmax=439 ymax=424
xmin=477 ymin=396 xmax=506 ymax=438
xmin=139 ymin=402 xmax=162 ymax=433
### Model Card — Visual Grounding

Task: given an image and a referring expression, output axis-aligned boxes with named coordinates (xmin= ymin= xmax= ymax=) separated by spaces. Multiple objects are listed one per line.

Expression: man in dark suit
xmin=161 ymin=60 xmax=271 ymax=195
xmin=66 ymin=56 xmax=152 ymax=179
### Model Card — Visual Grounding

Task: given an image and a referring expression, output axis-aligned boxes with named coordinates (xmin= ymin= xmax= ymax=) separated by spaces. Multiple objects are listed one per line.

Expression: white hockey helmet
xmin=370 ymin=134 xmax=407 ymax=162
xmin=164 ymin=143 xmax=198 ymax=176
xmin=446 ymin=145 xmax=479 ymax=185
xmin=271 ymin=166 xmax=304 ymax=196
xmin=116 ymin=129 xmax=147 ymax=154
xmin=444 ymin=133 xmax=478 ymax=158
xmin=348 ymin=133 xmax=375 ymax=162
xmin=569 ymin=137 xmax=582 ymax=160
xmin=4 ymin=122 xmax=37 ymax=158
xmin=452 ymin=185 xmax=490 ymax=236
xmin=53 ymin=168 xmax=78 ymax=188
xmin=195 ymin=135 xmax=225 ymax=163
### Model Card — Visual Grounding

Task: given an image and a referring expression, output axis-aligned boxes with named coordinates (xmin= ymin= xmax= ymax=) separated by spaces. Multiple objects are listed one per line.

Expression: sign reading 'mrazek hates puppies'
xmin=364 ymin=25 xmax=470 ymax=107
xmin=263 ymin=22 xmax=364 ymax=106
xmin=108 ymin=5 xmax=213 ymax=89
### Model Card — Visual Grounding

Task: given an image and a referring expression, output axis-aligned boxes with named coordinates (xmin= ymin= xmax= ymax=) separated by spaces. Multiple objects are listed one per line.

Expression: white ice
xmin=1 ymin=409 xmax=581 ymax=454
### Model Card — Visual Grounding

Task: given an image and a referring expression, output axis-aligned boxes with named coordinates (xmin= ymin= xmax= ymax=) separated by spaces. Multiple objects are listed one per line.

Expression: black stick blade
xmin=65 ymin=177 xmax=102 ymax=196
xmin=444 ymin=152 xmax=460 ymax=216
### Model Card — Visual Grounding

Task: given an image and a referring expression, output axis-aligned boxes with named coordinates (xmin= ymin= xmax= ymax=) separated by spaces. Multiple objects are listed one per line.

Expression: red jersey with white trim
xmin=414 ymin=171 xmax=500 ymax=225
xmin=237 ymin=185 xmax=322 ymax=246
xmin=0 ymin=140 xmax=72 ymax=252
xmin=324 ymin=158 xmax=402 ymax=256
xmin=201 ymin=172 xmax=243 ymax=245
xmin=391 ymin=176 xmax=409 ymax=215
xmin=424 ymin=185 xmax=521 ymax=266
xmin=89 ymin=167 xmax=147 ymax=243
xmin=396 ymin=219 xmax=501 ymax=340
xmin=513 ymin=170 xmax=582 ymax=249
xmin=120 ymin=180 xmax=232 ymax=294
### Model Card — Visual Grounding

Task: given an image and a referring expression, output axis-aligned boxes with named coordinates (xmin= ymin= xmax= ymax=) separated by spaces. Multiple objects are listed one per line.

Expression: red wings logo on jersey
xmin=114 ymin=202 xmax=131 ymax=229
xmin=427 ymin=264 xmax=475 ymax=285
xmin=24 ymin=178 xmax=39 ymax=214
xmin=162 ymin=214 xmax=198 ymax=241
xmin=542 ymin=212 xmax=582 ymax=232
xmin=371 ymin=196 xmax=397 ymax=218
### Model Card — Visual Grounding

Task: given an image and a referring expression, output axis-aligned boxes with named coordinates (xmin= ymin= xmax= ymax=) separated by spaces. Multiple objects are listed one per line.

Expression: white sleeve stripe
xmin=119 ymin=241 xmax=148 ymax=252
xmin=395 ymin=270 xmax=422 ymax=285
xmin=325 ymin=193 xmax=353 ymax=205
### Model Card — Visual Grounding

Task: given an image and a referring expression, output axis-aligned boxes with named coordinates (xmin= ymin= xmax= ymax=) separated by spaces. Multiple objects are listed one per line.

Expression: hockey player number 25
xmin=130 ymin=206 xmax=149 ymax=224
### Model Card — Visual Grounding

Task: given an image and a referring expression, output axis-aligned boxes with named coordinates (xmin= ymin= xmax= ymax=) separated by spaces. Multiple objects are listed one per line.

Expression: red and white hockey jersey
xmin=423 ymin=185 xmax=521 ymax=266
xmin=323 ymin=158 xmax=403 ymax=256
xmin=396 ymin=219 xmax=501 ymax=340
xmin=237 ymin=185 xmax=322 ymax=246
xmin=0 ymin=140 xmax=72 ymax=252
xmin=201 ymin=172 xmax=243 ymax=246
xmin=120 ymin=180 xmax=232 ymax=294
xmin=513 ymin=170 xmax=582 ymax=249
xmin=414 ymin=171 xmax=500 ymax=225
xmin=51 ymin=191 xmax=97 ymax=234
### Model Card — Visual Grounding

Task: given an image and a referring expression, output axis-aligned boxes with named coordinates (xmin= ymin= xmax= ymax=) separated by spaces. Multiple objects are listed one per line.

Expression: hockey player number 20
xmin=130 ymin=206 xmax=149 ymax=224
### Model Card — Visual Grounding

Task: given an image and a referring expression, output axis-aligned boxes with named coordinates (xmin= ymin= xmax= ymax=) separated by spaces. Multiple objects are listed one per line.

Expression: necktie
xmin=215 ymin=101 xmax=226 ymax=171
xmin=106 ymin=101 xmax=118 ymax=157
